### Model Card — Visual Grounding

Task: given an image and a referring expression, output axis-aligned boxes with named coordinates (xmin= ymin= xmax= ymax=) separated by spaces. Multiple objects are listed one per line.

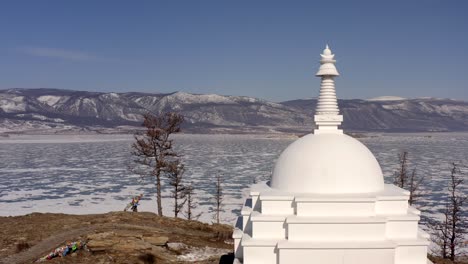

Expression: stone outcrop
xmin=86 ymin=231 xmax=168 ymax=253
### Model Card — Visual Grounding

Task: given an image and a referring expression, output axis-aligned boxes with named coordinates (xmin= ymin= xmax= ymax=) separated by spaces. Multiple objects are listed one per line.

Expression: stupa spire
xmin=314 ymin=45 xmax=343 ymax=134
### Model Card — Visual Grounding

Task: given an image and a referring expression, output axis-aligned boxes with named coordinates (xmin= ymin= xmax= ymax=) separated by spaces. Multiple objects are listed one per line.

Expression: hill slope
xmin=0 ymin=212 xmax=233 ymax=264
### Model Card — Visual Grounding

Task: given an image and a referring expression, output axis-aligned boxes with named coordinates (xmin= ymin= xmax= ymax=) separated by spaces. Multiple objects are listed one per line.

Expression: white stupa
xmin=232 ymin=46 xmax=431 ymax=264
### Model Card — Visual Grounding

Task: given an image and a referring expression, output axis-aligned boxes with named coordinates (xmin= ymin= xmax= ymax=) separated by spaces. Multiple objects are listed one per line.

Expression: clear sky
xmin=0 ymin=0 xmax=467 ymax=101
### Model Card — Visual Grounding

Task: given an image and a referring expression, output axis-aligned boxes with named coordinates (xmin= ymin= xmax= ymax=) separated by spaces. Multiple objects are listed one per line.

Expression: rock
xmin=116 ymin=231 xmax=142 ymax=239
xmin=143 ymin=236 xmax=169 ymax=246
xmin=71 ymin=252 xmax=77 ymax=257
xmin=167 ymin=242 xmax=186 ymax=251
xmin=87 ymin=232 xmax=115 ymax=240
xmin=86 ymin=240 xmax=115 ymax=252
xmin=149 ymin=246 xmax=179 ymax=262
xmin=86 ymin=231 xmax=160 ymax=253
xmin=167 ymin=242 xmax=187 ymax=254
xmin=113 ymin=240 xmax=153 ymax=252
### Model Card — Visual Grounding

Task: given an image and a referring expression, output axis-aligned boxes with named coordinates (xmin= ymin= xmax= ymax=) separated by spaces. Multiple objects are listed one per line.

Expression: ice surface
xmin=0 ymin=133 xmax=467 ymax=230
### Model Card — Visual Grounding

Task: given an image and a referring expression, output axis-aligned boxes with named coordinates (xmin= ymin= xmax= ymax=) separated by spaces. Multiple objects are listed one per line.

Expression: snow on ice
xmin=0 ymin=133 xmax=467 ymax=226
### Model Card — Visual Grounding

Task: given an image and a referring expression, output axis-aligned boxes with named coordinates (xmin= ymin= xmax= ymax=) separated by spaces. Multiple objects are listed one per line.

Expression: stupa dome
xmin=270 ymin=133 xmax=384 ymax=193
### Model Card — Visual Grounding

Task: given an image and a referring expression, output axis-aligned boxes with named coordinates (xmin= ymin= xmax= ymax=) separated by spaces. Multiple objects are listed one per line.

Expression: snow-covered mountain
xmin=1 ymin=88 xmax=467 ymax=134
xmin=283 ymin=98 xmax=468 ymax=132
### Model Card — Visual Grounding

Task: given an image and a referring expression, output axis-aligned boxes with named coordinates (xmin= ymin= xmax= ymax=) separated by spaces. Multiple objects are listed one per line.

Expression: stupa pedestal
xmin=232 ymin=46 xmax=431 ymax=264
xmin=234 ymin=182 xmax=430 ymax=264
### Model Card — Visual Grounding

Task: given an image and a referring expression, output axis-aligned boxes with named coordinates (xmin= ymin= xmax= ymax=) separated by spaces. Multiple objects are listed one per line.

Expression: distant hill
xmin=1 ymin=88 xmax=467 ymax=134
xmin=282 ymin=98 xmax=468 ymax=132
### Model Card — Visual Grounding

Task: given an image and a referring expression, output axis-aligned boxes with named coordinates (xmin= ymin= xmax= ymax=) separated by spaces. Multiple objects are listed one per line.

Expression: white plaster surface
xmin=271 ymin=133 xmax=385 ymax=194
xmin=295 ymin=200 xmax=375 ymax=217
xmin=279 ymin=248 xmax=395 ymax=264
xmin=287 ymin=219 xmax=386 ymax=241
xmin=242 ymin=245 xmax=277 ymax=264
xmin=260 ymin=198 xmax=294 ymax=215
xmin=234 ymin=185 xmax=430 ymax=264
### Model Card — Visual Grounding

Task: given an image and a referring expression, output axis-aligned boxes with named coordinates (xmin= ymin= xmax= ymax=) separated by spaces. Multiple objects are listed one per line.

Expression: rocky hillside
xmin=0 ymin=212 xmax=233 ymax=264
xmin=1 ymin=88 xmax=467 ymax=134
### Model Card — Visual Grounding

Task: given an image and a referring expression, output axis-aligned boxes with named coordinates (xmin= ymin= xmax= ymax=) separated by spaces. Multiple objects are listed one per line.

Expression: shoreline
xmin=1 ymin=131 xmax=468 ymax=141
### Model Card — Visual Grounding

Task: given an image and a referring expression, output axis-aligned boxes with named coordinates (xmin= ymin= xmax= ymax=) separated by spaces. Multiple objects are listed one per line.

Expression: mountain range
xmin=1 ymin=88 xmax=467 ymax=134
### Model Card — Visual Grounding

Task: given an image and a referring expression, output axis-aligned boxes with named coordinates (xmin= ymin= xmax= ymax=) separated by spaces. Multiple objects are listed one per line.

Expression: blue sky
xmin=0 ymin=0 xmax=467 ymax=101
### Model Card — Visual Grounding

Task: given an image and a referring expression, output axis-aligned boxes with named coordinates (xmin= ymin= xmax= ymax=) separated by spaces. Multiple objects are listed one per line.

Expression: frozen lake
xmin=0 ymin=133 xmax=467 ymax=225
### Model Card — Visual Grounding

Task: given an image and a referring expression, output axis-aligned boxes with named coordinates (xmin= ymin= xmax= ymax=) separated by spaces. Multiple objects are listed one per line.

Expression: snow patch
xmin=169 ymin=92 xmax=236 ymax=104
xmin=0 ymin=96 xmax=26 ymax=113
xmin=15 ymin=114 xmax=65 ymax=123
xmin=37 ymin=95 xmax=62 ymax=106
xmin=381 ymin=103 xmax=409 ymax=110
xmin=177 ymin=246 xmax=231 ymax=261
xmin=122 ymin=113 xmax=142 ymax=122
xmin=367 ymin=96 xmax=406 ymax=101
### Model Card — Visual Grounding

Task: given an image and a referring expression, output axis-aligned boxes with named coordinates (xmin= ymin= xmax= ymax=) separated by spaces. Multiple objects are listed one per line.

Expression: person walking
xmin=124 ymin=194 xmax=143 ymax=212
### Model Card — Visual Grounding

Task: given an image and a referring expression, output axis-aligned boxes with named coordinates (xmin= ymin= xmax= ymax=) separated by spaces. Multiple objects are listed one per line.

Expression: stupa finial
xmin=323 ymin=44 xmax=332 ymax=56
xmin=314 ymin=45 xmax=343 ymax=134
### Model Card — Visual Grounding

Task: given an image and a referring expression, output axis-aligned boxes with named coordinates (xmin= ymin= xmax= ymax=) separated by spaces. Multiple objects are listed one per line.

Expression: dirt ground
xmin=430 ymin=256 xmax=468 ymax=264
xmin=0 ymin=211 xmax=234 ymax=264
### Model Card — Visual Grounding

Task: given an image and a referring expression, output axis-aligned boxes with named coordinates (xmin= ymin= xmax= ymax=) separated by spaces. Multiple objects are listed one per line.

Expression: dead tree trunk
xmin=212 ymin=173 xmax=224 ymax=224
xmin=184 ymin=184 xmax=201 ymax=221
xmin=394 ymin=151 xmax=408 ymax=188
xmin=156 ymin=167 xmax=162 ymax=216
xmin=167 ymin=160 xmax=187 ymax=218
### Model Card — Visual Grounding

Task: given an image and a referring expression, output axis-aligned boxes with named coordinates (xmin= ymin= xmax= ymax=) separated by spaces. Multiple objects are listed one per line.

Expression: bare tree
xmin=432 ymin=202 xmax=451 ymax=259
xmin=393 ymin=151 xmax=425 ymax=206
xmin=184 ymin=183 xmax=201 ymax=221
xmin=446 ymin=162 xmax=466 ymax=261
xmin=211 ymin=173 xmax=224 ymax=224
xmin=167 ymin=160 xmax=187 ymax=218
xmin=407 ymin=168 xmax=425 ymax=206
xmin=430 ymin=162 xmax=467 ymax=261
xmin=131 ymin=112 xmax=184 ymax=216
xmin=394 ymin=151 xmax=409 ymax=188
